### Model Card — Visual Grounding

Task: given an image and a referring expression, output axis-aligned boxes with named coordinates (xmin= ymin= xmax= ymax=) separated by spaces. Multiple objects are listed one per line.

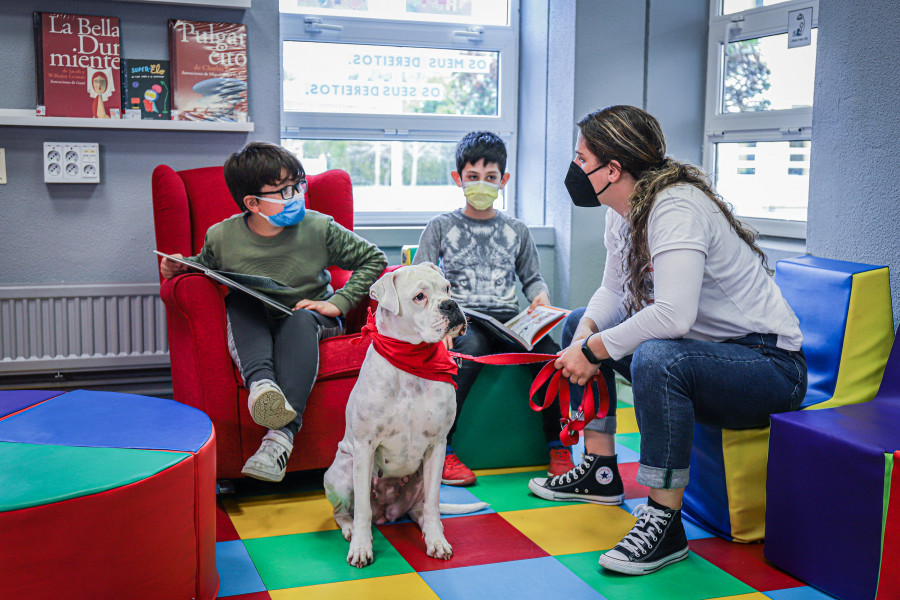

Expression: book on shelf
xmin=33 ymin=12 xmax=123 ymax=119
xmin=168 ymin=19 xmax=248 ymax=123
xmin=121 ymin=59 xmax=171 ymax=120
xmin=153 ymin=250 xmax=293 ymax=316
xmin=462 ymin=304 xmax=570 ymax=352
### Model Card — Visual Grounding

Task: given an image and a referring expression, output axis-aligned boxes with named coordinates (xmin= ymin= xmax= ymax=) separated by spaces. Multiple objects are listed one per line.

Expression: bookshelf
xmin=109 ymin=0 xmax=251 ymax=7
xmin=0 ymin=109 xmax=254 ymax=132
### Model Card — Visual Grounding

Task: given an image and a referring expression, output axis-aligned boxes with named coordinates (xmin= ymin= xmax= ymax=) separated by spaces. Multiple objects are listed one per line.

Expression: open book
xmin=154 ymin=250 xmax=294 ymax=315
xmin=462 ymin=305 xmax=570 ymax=351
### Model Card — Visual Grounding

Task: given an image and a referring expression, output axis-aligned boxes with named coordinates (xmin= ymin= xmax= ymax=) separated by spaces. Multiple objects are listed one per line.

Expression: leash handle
xmin=448 ymin=350 xmax=610 ymax=445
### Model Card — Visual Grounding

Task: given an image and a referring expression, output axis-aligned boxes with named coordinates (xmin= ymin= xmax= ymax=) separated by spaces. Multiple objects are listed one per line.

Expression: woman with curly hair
xmin=528 ymin=105 xmax=807 ymax=575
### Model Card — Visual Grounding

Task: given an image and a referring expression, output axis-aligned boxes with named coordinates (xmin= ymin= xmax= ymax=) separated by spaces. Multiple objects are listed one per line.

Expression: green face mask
xmin=463 ymin=181 xmax=500 ymax=210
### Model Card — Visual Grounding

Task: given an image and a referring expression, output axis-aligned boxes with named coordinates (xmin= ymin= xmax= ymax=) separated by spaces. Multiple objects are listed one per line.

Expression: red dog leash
xmin=448 ymin=350 xmax=610 ymax=446
xmin=353 ymin=310 xmax=608 ymax=445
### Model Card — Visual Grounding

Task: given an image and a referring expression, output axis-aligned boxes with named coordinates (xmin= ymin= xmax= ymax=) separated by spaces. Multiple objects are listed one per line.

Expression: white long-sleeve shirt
xmin=583 ymin=184 xmax=802 ymax=360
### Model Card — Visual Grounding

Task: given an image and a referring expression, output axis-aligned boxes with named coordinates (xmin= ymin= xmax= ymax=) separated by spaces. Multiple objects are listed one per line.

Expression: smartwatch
xmin=581 ymin=333 xmax=603 ymax=365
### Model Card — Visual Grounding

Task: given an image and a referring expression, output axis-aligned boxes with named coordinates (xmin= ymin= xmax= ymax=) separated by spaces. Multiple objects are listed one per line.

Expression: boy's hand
xmin=293 ymin=299 xmax=342 ymax=318
xmin=441 ymin=335 xmax=454 ymax=350
xmin=527 ymin=291 xmax=551 ymax=313
xmin=160 ymin=254 xmax=189 ymax=280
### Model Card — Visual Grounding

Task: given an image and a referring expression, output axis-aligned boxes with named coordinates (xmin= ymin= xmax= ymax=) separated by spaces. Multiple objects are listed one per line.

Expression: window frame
xmin=279 ymin=4 xmax=520 ymax=225
xmin=703 ymin=0 xmax=818 ymax=238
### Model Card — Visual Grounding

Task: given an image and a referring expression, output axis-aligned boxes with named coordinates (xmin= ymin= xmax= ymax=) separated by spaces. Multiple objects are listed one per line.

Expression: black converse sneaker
xmin=527 ymin=453 xmax=625 ymax=505
xmin=598 ymin=498 xmax=689 ymax=575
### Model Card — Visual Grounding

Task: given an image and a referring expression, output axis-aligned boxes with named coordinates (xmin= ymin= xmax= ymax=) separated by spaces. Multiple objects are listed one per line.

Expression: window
xmin=280 ymin=1 xmax=519 ymax=224
xmin=703 ymin=0 xmax=817 ymax=236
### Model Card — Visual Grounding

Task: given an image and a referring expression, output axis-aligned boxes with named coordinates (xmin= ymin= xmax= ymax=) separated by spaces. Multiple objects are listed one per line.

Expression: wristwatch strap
xmin=581 ymin=333 xmax=603 ymax=365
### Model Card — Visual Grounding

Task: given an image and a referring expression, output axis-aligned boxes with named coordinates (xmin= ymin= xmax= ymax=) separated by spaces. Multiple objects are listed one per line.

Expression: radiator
xmin=0 ymin=284 xmax=169 ymax=375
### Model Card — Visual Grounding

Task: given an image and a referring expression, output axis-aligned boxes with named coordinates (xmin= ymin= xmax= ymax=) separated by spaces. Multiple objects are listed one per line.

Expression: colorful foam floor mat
xmin=215 ymin=398 xmax=837 ymax=599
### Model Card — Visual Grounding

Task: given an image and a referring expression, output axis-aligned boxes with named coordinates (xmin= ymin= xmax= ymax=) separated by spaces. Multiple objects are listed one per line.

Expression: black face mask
xmin=565 ymin=161 xmax=611 ymax=207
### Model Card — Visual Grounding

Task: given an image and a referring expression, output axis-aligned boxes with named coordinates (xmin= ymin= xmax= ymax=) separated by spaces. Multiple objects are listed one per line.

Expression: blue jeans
xmin=561 ymin=307 xmax=807 ymax=490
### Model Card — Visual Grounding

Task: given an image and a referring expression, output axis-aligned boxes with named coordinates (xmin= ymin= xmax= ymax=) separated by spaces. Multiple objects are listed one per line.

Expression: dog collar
xmin=354 ymin=310 xmax=459 ymax=388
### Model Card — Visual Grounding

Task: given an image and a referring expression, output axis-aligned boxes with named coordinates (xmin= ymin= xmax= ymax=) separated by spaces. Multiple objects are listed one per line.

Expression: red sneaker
xmin=442 ymin=453 xmax=476 ymax=486
xmin=548 ymin=447 xmax=575 ymax=477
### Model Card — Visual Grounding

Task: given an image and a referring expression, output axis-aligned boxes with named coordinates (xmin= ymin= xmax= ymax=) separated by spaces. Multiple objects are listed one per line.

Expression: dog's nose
xmin=439 ymin=299 xmax=466 ymax=330
xmin=438 ymin=299 xmax=459 ymax=313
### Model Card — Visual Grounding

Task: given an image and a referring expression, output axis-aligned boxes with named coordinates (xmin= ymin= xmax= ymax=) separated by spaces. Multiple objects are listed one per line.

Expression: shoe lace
xmin=548 ymin=454 xmax=594 ymax=486
xmin=444 ymin=453 xmax=464 ymax=469
xmin=549 ymin=448 xmax=571 ymax=463
xmin=618 ymin=504 xmax=669 ymax=556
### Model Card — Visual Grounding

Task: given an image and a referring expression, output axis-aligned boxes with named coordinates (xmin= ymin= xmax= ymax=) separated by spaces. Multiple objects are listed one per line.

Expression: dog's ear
xmin=420 ymin=262 xmax=444 ymax=277
xmin=370 ymin=271 xmax=401 ymax=314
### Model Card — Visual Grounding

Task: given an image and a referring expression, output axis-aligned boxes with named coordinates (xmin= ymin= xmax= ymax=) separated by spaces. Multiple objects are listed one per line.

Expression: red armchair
xmin=151 ymin=165 xmax=380 ymax=479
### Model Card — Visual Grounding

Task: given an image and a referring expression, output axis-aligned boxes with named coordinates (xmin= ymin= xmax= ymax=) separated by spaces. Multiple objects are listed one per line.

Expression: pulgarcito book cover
xmin=33 ymin=12 xmax=122 ymax=118
xmin=168 ymin=19 xmax=248 ymax=122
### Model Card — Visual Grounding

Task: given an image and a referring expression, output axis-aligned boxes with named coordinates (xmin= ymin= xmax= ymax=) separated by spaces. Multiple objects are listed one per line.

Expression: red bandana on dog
xmin=354 ymin=309 xmax=458 ymax=388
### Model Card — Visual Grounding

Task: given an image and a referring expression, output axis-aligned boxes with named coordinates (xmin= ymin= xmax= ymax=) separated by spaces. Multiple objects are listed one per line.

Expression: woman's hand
xmin=527 ymin=291 xmax=551 ymax=313
xmin=554 ymin=333 xmax=609 ymax=387
xmin=160 ymin=254 xmax=189 ymax=280
xmin=293 ymin=299 xmax=342 ymax=317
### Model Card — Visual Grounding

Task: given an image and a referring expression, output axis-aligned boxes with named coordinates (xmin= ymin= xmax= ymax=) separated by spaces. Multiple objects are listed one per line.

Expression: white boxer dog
xmin=324 ymin=263 xmax=486 ymax=568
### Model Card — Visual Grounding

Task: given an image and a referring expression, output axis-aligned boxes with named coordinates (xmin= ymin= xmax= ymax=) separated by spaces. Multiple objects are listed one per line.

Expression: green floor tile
xmin=615 ymin=432 xmax=641 ymax=454
xmin=0 ymin=441 xmax=187 ymax=511
xmin=468 ymin=469 xmax=580 ymax=512
xmin=557 ymin=550 xmax=754 ymax=600
xmin=615 ymin=377 xmax=633 ymax=406
xmin=242 ymin=528 xmax=413 ymax=590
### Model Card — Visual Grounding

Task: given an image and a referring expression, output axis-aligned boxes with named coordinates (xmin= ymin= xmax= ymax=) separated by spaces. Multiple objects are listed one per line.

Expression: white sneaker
xmin=247 ymin=379 xmax=297 ymax=429
xmin=241 ymin=429 xmax=293 ymax=482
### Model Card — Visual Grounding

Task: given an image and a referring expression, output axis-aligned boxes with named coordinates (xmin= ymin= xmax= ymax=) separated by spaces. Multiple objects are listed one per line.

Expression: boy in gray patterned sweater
xmin=414 ymin=131 xmax=574 ymax=486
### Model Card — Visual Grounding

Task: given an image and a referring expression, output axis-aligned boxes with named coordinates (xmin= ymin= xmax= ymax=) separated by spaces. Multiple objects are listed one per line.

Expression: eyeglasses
xmin=255 ymin=180 xmax=308 ymax=203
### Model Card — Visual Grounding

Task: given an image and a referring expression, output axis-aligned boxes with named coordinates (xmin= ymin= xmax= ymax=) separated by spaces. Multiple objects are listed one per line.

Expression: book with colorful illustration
xmin=168 ymin=19 xmax=248 ymax=122
xmin=121 ymin=59 xmax=171 ymax=120
xmin=33 ymin=12 xmax=123 ymax=119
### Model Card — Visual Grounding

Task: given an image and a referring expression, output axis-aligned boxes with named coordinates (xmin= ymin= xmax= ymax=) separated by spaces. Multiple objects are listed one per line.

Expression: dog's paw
xmin=347 ymin=541 xmax=374 ymax=568
xmin=341 ymin=524 xmax=353 ymax=542
xmin=426 ymin=537 xmax=453 ymax=560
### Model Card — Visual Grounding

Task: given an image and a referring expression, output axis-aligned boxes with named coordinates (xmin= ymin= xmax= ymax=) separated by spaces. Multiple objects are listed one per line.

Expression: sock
xmin=648 ymin=496 xmax=679 ymax=512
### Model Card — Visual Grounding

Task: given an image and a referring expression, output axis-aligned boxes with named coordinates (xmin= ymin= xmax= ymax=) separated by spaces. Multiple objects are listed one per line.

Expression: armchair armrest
xmin=160 ymin=273 xmax=245 ymax=473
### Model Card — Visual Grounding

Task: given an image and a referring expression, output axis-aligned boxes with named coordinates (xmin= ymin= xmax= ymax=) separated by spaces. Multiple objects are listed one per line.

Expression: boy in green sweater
xmin=160 ymin=141 xmax=386 ymax=482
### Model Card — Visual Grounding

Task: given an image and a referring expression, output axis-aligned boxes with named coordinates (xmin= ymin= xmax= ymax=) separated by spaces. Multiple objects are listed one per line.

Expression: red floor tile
xmin=378 ymin=512 xmax=549 ymax=572
xmin=220 ymin=592 xmax=271 ymax=600
xmin=216 ymin=498 xmax=241 ymax=542
xmin=618 ymin=461 xmax=652 ymax=499
xmin=689 ymin=536 xmax=805 ymax=592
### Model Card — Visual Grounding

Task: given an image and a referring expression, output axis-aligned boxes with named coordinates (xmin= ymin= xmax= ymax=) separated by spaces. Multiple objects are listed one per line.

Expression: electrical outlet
xmin=0 ymin=148 xmax=6 ymax=184
xmin=43 ymin=142 xmax=100 ymax=184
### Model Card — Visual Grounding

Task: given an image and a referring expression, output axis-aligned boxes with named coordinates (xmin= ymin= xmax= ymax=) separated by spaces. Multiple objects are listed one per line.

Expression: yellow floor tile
xmin=474 ymin=464 xmax=546 ymax=477
xmin=500 ymin=503 xmax=636 ymax=555
xmin=706 ymin=594 xmax=770 ymax=600
xmin=222 ymin=490 xmax=338 ymax=539
xmin=268 ymin=573 xmax=440 ymax=600
xmin=617 ymin=406 xmax=638 ymax=433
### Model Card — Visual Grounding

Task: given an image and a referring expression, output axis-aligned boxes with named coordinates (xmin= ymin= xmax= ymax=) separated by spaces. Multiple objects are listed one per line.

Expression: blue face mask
xmin=259 ymin=198 xmax=306 ymax=227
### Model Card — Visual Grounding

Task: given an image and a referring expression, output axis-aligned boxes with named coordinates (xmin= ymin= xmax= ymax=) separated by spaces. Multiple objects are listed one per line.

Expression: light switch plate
xmin=0 ymin=148 xmax=6 ymax=184
xmin=43 ymin=142 xmax=100 ymax=184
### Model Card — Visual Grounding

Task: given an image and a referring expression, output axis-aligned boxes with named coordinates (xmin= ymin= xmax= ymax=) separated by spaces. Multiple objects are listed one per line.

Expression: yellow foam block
xmin=721 ymin=426 xmax=770 ymax=543
xmin=222 ymin=490 xmax=337 ymax=539
xmin=269 ymin=573 xmax=439 ymax=600
xmin=617 ymin=406 xmax=638 ymax=434
xmin=500 ymin=503 xmax=635 ymax=555
xmin=815 ymin=267 xmax=894 ymax=410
